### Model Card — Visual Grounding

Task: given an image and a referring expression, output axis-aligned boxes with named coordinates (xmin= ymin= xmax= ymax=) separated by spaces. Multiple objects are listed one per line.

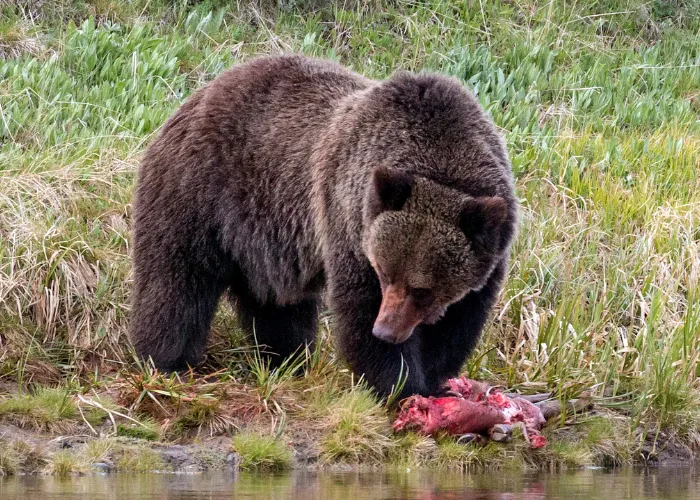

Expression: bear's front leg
xmin=416 ymin=259 xmax=508 ymax=389
xmin=327 ymin=252 xmax=431 ymax=399
xmin=329 ymin=255 xmax=508 ymax=400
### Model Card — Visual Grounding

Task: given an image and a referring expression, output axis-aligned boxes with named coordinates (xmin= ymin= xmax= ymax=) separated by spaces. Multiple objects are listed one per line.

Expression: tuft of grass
xmin=112 ymin=445 xmax=166 ymax=473
xmin=114 ymin=362 xmax=245 ymax=437
xmin=0 ymin=440 xmax=20 ymax=476
xmin=117 ymin=359 xmax=217 ymax=418
xmin=0 ymin=19 xmax=44 ymax=60
xmin=384 ymin=356 xmax=409 ymax=408
xmin=320 ymin=386 xmax=394 ymax=464
xmin=231 ymin=431 xmax=293 ymax=471
xmin=168 ymin=396 xmax=239 ymax=437
xmin=580 ymin=416 xmax=634 ymax=466
xmin=536 ymin=441 xmax=595 ymax=471
xmin=45 ymin=450 xmax=87 ymax=477
xmin=84 ymin=438 xmax=114 ymax=465
xmin=0 ymin=387 xmax=78 ymax=431
xmin=117 ymin=417 xmax=162 ymax=441
xmin=432 ymin=439 xmax=505 ymax=471
xmin=388 ymin=432 xmax=437 ymax=469
xmin=7 ymin=440 xmax=49 ymax=474
xmin=0 ymin=438 xmax=50 ymax=476
xmin=532 ymin=415 xmax=637 ymax=469
xmin=246 ymin=344 xmax=307 ymax=410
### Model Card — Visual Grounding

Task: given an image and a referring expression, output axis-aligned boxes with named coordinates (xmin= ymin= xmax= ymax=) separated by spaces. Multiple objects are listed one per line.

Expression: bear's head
xmin=363 ymin=166 xmax=509 ymax=344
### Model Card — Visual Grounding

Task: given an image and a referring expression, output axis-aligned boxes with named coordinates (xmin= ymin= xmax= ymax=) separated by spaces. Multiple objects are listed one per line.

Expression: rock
xmin=91 ymin=462 xmax=112 ymax=473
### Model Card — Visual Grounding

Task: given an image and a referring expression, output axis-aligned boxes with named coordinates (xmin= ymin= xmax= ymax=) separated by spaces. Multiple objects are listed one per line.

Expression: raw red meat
xmin=392 ymin=395 xmax=506 ymax=435
xmin=393 ymin=377 xmax=547 ymax=449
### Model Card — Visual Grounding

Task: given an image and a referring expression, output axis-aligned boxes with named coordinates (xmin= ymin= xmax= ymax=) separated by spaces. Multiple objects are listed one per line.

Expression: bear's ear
xmin=459 ymin=196 xmax=508 ymax=251
xmin=369 ymin=166 xmax=414 ymax=215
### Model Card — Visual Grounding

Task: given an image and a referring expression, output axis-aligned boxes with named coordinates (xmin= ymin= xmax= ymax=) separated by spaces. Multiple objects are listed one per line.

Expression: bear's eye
xmin=410 ymin=288 xmax=434 ymax=307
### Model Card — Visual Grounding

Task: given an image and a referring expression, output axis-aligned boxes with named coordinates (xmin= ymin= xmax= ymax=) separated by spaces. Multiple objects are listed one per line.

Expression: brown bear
xmin=130 ymin=54 xmax=517 ymax=398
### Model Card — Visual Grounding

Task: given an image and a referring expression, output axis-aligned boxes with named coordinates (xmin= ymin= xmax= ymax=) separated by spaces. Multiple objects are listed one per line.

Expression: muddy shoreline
xmin=0 ymin=375 xmax=697 ymax=477
xmin=1 ymin=418 xmax=696 ymax=476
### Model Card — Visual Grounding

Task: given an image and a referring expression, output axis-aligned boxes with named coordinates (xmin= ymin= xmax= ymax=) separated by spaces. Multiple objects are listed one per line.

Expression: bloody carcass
xmin=393 ymin=377 xmax=548 ymax=449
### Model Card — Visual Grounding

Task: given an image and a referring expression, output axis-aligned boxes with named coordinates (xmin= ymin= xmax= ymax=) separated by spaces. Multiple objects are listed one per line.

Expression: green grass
xmin=46 ymin=450 xmax=87 ymax=477
xmin=232 ymin=431 xmax=294 ymax=471
xmin=116 ymin=418 xmax=161 ymax=441
xmin=320 ymin=386 xmax=395 ymax=463
xmin=246 ymin=343 xmax=308 ymax=410
xmin=388 ymin=432 xmax=438 ymax=469
xmin=0 ymin=0 xmax=699 ymax=471
xmin=0 ymin=440 xmax=21 ymax=476
xmin=432 ymin=439 xmax=505 ymax=470
xmin=84 ymin=438 xmax=114 ymax=464
xmin=112 ymin=445 xmax=166 ymax=472
xmin=0 ymin=387 xmax=78 ymax=430
xmin=0 ymin=386 xmax=111 ymax=432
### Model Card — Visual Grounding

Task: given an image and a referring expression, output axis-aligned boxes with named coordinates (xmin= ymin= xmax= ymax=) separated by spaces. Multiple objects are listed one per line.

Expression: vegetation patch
xmin=0 ymin=440 xmax=21 ymax=476
xmin=0 ymin=388 xmax=80 ymax=432
xmin=112 ymin=444 xmax=167 ymax=473
xmin=432 ymin=439 xmax=506 ymax=471
xmin=232 ymin=432 xmax=293 ymax=471
xmin=45 ymin=450 xmax=88 ymax=477
xmin=320 ymin=387 xmax=395 ymax=464
xmin=116 ymin=419 xmax=161 ymax=441
xmin=388 ymin=432 xmax=438 ymax=469
xmin=0 ymin=19 xmax=45 ymax=60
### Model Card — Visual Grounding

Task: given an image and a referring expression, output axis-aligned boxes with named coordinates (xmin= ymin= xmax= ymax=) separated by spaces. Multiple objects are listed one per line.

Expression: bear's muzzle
xmin=372 ymin=285 xmax=423 ymax=344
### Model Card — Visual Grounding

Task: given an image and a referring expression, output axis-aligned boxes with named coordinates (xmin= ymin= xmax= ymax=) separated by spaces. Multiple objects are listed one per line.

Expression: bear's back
xmin=146 ymin=54 xmax=370 ymax=178
xmin=135 ymin=56 xmax=371 ymax=304
xmin=202 ymin=55 xmax=370 ymax=155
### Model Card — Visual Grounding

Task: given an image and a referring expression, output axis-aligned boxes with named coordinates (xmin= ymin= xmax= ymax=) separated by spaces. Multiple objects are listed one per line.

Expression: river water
xmin=1 ymin=467 xmax=698 ymax=499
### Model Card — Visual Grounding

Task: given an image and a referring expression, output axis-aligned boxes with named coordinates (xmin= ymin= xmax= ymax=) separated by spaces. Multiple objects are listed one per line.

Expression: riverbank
xmin=0 ymin=368 xmax=696 ymax=476
xmin=1 ymin=0 xmax=699 ymax=476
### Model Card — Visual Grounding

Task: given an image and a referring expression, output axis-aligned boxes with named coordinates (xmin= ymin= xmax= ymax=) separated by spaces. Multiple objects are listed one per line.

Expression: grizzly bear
xmin=130 ymin=54 xmax=517 ymax=398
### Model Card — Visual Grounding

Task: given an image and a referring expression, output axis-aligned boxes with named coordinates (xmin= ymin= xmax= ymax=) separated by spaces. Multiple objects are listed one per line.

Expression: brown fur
xmin=130 ymin=55 xmax=517 ymax=397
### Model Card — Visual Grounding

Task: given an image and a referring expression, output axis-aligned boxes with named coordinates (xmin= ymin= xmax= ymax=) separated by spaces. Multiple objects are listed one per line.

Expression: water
xmin=1 ymin=467 xmax=698 ymax=499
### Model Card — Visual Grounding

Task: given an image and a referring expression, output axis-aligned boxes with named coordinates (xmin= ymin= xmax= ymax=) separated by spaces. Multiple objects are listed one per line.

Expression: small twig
xmin=514 ymin=421 xmax=530 ymax=446
xmin=477 ymin=0 xmax=491 ymax=46
xmin=77 ymin=395 xmax=151 ymax=434
xmin=76 ymin=402 xmax=98 ymax=436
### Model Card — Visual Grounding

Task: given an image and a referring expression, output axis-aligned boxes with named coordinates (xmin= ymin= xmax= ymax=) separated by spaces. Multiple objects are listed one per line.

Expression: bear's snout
xmin=372 ymin=323 xmax=407 ymax=344
xmin=373 ymin=285 xmax=422 ymax=344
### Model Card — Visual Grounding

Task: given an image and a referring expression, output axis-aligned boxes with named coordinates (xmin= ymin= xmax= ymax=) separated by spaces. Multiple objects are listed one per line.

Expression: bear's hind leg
xmin=130 ymin=263 xmax=227 ymax=372
xmin=235 ymin=296 xmax=319 ymax=367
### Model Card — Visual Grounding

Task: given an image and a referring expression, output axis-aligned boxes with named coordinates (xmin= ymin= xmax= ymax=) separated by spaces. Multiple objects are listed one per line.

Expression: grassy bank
xmin=1 ymin=0 xmax=699 ymax=474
